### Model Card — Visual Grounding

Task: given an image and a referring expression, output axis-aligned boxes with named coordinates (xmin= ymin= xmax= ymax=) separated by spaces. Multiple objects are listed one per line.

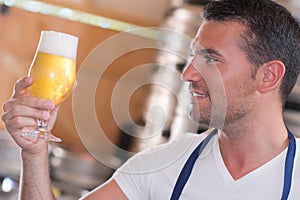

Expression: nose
xmin=181 ymin=62 xmax=203 ymax=83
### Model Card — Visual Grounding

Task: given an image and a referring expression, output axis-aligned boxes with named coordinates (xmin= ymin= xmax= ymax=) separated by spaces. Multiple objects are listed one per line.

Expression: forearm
xmin=19 ymin=147 xmax=55 ymax=200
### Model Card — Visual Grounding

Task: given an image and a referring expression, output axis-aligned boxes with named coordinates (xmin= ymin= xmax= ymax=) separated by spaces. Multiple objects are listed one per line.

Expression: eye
xmin=188 ymin=48 xmax=195 ymax=57
xmin=204 ymin=54 xmax=218 ymax=63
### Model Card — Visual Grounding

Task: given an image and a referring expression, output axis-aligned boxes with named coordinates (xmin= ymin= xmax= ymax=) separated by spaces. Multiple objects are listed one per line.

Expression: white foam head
xmin=37 ymin=31 xmax=78 ymax=60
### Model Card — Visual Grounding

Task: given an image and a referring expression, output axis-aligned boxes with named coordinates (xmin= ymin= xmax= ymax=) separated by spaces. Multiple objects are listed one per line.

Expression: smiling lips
xmin=189 ymin=83 xmax=209 ymax=99
xmin=192 ymin=91 xmax=208 ymax=98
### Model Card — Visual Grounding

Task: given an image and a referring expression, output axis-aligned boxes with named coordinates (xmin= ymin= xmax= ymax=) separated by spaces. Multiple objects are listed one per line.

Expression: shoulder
xmin=115 ymin=129 xmax=215 ymax=174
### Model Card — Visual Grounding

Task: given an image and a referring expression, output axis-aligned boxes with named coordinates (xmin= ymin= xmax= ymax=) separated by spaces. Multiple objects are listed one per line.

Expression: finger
xmin=73 ymin=80 xmax=78 ymax=90
xmin=3 ymin=96 xmax=55 ymax=113
xmin=12 ymin=77 xmax=33 ymax=98
xmin=47 ymin=105 xmax=60 ymax=130
xmin=4 ymin=116 xmax=37 ymax=135
xmin=18 ymin=96 xmax=55 ymax=110
xmin=4 ymin=121 xmax=46 ymax=152
xmin=2 ymin=104 xmax=51 ymax=122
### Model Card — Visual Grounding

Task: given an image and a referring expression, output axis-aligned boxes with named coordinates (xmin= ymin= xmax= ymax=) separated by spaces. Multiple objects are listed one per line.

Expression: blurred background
xmin=0 ymin=0 xmax=299 ymax=199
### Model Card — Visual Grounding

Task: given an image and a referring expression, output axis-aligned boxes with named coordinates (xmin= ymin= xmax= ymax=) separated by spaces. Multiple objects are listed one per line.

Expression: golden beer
xmin=22 ymin=31 xmax=78 ymax=142
xmin=29 ymin=52 xmax=76 ymax=105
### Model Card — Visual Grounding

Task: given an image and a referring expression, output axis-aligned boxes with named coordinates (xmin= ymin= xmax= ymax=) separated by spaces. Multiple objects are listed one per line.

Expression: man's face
xmin=181 ymin=21 xmax=258 ymax=128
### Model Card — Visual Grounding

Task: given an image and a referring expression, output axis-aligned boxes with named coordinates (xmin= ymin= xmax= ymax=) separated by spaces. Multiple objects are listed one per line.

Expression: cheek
xmin=223 ymin=65 xmax=257 ymax=92
xmin=224 ymin=76 xmax=257 ymax=103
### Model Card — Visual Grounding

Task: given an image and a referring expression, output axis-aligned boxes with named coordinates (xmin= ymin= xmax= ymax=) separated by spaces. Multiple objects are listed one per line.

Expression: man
xmin=2 ymin=0 xmax=300 ymax=199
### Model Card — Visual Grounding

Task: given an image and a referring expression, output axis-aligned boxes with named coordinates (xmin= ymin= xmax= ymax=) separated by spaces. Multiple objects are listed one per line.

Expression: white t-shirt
xmin=113 ymin=129 xmax=300 ymax=200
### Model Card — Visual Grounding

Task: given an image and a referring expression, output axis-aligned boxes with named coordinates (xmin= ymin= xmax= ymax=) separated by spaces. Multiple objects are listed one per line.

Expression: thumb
xmin=12 ymin=77 xmax=33 ymax=98
xmin=47 ymin=105 xmax=60 ymax=131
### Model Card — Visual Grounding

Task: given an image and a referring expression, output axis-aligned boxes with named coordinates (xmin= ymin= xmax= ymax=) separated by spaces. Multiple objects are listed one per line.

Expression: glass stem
xmin=37 ymin=119 xmax=48 ymax=133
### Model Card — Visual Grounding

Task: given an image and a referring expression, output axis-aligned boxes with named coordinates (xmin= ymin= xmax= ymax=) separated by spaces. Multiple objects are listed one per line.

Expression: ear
xmin=256 ymin=60 xmax=286 ymax=93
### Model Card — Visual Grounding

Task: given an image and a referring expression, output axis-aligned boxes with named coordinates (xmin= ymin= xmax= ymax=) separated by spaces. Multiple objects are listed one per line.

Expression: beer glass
xmin=22 ymin=31 xmax=78 ymax=142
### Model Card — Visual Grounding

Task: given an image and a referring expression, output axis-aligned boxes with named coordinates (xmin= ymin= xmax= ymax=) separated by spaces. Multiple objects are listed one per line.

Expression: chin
xmin=188 ymin=109 xmax=211 ymax=127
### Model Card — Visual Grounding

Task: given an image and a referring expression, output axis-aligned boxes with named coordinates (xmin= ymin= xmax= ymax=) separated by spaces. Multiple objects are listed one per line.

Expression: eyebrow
xmin=196 ymin=48 xmax=223 ymax=58
xmin=190 ymin=42 xmax=223 ymax=58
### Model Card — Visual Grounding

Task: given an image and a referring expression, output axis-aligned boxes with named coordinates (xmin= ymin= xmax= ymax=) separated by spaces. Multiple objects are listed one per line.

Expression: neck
xmin=218 ymin=107 xmax=289 ymax=180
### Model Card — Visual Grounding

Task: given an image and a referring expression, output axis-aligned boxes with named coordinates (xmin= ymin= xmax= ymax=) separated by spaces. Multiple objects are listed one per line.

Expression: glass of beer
xmin=22 ymin=31 xmax=78 ymax=142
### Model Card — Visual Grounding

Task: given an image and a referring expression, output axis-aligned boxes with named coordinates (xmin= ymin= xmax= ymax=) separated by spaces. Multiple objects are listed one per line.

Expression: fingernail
xmin=45 ymin=100 xmax=55 ymax=109
xmin=25 ymin=77 xmax=33 ymax=85
xmin=42 ymin=111 xmax=50 ymax=119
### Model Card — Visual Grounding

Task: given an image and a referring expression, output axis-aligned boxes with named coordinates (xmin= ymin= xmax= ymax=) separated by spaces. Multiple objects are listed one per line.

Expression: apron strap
xmin=281 ymin=129 xmax=296 ymax=200
xmin=170 ymin=129 xmax=218 ymax=200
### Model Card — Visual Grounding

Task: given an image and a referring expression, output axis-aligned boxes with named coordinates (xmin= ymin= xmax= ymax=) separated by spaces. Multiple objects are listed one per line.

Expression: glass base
xmin=21 ymin=128 xmax=62 ymax=143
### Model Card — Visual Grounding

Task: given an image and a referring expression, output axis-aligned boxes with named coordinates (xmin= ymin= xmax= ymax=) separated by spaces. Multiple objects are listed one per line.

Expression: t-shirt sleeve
xmin=112 ymin=132 xmax=206 ymax=199
xmin=112 ymin=152 xmax=152 ymax=200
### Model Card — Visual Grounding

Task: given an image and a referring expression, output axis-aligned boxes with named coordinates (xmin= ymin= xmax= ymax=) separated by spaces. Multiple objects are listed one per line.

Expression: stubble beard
xmin=188 ymin=103 xmax=212 ymax=129
xmin=188 ymin=92 xmax=255 ymax=132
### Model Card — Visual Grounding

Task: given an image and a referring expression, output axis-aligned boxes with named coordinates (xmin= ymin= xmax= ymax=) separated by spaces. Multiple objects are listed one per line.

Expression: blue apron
xmin=170 ymin=129 xmax=296 ymax=200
